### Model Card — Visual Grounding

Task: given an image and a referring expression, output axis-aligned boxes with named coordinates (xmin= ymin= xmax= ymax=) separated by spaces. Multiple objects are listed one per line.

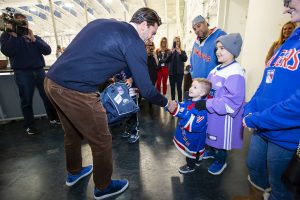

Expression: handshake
xmin=166 ymin=100 xmax=178 ymax=113
xmin=166 ymin=99 xmax=207 ymax=113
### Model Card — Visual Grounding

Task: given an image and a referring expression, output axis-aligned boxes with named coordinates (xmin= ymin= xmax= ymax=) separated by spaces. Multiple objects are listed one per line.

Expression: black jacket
xmin=167 ymin=50 xmax=187 ymax=75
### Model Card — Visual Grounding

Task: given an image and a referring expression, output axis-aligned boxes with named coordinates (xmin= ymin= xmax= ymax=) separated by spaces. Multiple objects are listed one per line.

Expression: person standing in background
xmin=183 ymin=65 xmax=193 ymax=93
xmin=0 ymin=13 xmax=60 ymax=135
xmin=190 ymin=15 xmax=226 ymax=79
xmin=146 ymin=41 xmax=159 ymax=85
xmin=167 ymin=36 xmax=187 ymax=102
xmin=156 ymin=37 xmax=170 ymax=95
xmin=265 ymin=21 xmax=296 ymax=65
xmin=56 ymin=45 xmax=64 ymax=58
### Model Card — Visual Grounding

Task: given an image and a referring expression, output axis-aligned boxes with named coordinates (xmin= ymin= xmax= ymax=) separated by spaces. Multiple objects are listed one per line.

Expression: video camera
xmin=0 ymin=7 xmax=29 ymax=37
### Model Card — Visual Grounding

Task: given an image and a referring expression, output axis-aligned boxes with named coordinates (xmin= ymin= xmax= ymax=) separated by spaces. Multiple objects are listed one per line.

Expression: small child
xmin=115 ymin=69 xmax=140 ymax=144
xmin=203 ymin=33 xmax=245 ymax=175
xmin=170 ymin=78 xmax=212 ymax=174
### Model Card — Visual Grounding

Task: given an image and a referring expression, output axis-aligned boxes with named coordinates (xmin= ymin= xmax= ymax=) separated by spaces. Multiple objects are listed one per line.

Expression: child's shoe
xmin=195 ymin=160 xmax=201 ymax=167
xmin=178 ymin=164 xmax=195 ymax=174
xmin=66 ymin=165 xmax=93 ymax=186
xmin=208 ymin=161 xmax=227 ymax=175
xmin=94 ymin=179 xmax=129 ymax=200
xmin=128 ymin=133 xmax=139 ymax=143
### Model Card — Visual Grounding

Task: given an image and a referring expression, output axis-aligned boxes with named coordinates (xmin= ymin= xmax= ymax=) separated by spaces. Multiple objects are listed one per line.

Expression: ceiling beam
xmin=0 ymin=0 xmax=37 ymax=10
xmin=95 ymin=0 xmax=112 ymax=16
xmin=176 ymin=0 xmax=182 ymax=38
xmin=164 ymin=0 xmax=168 ymax=23
xmin=119 ymin=0 xmax=129 ymax=15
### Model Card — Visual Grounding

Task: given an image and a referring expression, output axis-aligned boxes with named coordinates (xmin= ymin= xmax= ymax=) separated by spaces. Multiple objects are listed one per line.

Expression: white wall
xmin=153 ymin=23 xmax=177 ymax=50
xmin=241 ymin=0 xmax=290 ymax=100
xmin=221 ymin=0 xmax=249 ymax=62
xmin=182 ymin=0 xmax=206 ymax=64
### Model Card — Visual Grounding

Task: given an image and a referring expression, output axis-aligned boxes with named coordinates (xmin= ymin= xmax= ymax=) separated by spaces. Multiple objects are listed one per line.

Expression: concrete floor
xmin=0 ymin=101 xmax=250 ymax=200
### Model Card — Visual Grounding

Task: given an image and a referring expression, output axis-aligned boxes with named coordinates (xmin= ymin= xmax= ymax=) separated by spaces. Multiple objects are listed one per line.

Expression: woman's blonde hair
xmin=159 ymin=37 xmax=168 ymax=49
xmin=274 ymin=21 xmax=297 ymax=50
xmin=173 ymin=36 xmax=182 ymax=50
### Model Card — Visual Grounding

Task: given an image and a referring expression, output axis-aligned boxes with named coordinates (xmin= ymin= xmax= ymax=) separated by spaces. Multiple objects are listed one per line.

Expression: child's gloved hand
xmin=195 ymin=100 xmax=206 ymax=111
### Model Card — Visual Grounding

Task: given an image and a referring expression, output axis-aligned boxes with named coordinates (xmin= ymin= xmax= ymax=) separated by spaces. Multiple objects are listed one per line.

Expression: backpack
xmin=100 ymin=82 xmax=139 ymax=125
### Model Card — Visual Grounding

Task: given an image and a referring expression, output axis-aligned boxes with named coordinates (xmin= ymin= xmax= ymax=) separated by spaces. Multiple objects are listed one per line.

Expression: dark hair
xmin=130 ymin=7 xmax=162 ymax=27
xmin=14 ymin=13 xmax=27 ymax=19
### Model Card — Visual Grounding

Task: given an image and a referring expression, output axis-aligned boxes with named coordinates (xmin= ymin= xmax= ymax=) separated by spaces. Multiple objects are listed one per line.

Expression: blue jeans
xmin=14 ymin=69 xmax=58 ymax=128
xmin=247 ymin=133 xmax=295 ymax=200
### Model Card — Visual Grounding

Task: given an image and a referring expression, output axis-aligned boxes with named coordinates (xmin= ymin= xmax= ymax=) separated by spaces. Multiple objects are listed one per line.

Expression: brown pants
xmin=44 ymin=77 xmax=112 ymax=190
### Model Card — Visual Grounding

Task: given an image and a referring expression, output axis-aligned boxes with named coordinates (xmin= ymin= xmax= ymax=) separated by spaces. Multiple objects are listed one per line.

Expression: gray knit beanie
xmin=192 ymin=15 xmax=209 ymax=27
xmin=215 ymin=33 xmax=243 ymax=57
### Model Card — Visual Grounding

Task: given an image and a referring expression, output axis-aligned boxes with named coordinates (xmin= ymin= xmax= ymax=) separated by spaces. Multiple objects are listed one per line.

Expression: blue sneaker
xmin=208 ymin=161 xmax=227 ymax=175
xmin=66 ymin=165 xmax=93 ymax=186
xmin=94 ymin=179 xmax=129 ymax=200
xmin=203 ymin=150 xmax=215 ymax=160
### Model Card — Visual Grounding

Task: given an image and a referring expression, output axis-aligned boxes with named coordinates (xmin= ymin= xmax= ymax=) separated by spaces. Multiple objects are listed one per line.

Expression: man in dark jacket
xmin=0 ymin=13 xmax=59 ymax=135
xmin=44 ymin=7 xmax=177 ymax=200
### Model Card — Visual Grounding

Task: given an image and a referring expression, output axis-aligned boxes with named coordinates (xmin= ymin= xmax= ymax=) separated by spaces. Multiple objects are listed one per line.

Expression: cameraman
xmin=0 ymin=13 xmax=59 ymax=135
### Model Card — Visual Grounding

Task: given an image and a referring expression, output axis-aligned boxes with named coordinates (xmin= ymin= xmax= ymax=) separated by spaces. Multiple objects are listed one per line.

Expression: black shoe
xmin=178 ymin=164 xmax=195 ymax=174
xmin=195 ymin=160 xmax=201 ymax=167
xmin=25 ymin=127 xmax=39 ymax=135
xmin=128 ymin=133 xmax=139 ymax=143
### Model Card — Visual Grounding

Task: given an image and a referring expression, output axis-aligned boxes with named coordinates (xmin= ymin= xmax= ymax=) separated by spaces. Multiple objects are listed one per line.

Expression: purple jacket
xmin=206 ymin=61 xmax=245 ymax=150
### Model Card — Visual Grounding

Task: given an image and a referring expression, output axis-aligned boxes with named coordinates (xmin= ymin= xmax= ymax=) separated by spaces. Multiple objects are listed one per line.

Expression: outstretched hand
xmin=167 ymin=100 xmax=178 ymax=113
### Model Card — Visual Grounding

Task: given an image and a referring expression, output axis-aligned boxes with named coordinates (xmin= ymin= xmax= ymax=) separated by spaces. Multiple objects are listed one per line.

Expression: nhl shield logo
xmin=266 ymin=69 xmax=275 ymax=84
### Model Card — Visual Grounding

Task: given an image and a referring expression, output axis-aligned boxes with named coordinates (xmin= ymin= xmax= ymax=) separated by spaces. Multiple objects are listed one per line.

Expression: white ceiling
xmin=0 ymin=0 xmax=185 ymax=38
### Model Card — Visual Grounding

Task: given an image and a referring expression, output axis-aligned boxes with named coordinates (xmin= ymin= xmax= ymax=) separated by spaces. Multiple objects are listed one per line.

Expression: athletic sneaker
xmin=50 ymin=119 xmax=61 ymax=126
xmin=25 ymin=127 xmax=39 ymax=135
xmin=128 ymin=134 xmax=139 ymax=143
xmin=94 ymin=179 xmax=129 ymax=200
xmin=178 ymin=164 xmax=195 ymax=174
xmin=66 ymin=165 xmax=93 ymax=186
xmin=208 ymin=161 xmax=227 ymax=175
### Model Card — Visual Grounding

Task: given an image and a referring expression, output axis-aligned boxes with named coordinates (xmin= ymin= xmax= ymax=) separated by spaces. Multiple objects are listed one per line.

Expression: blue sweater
xmin=244 ymin=27 xmax=300 ymax=150
xmin=0 ymin=32 xmax=51 ymax=70
xmin=47 ymin=19 xmax=167 ymax=107
xmin=190 ymin=28 xmax=226 ymax=78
